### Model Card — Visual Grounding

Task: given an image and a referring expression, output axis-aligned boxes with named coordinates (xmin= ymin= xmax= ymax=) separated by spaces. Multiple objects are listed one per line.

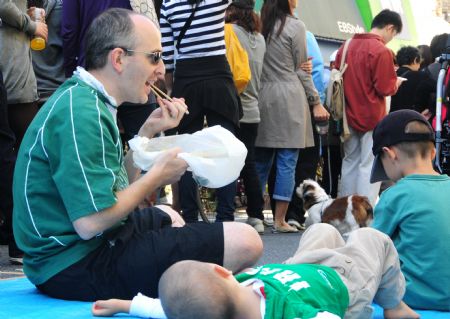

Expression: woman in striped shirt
xmin=160 ymin=0 xmax=242 ymax=223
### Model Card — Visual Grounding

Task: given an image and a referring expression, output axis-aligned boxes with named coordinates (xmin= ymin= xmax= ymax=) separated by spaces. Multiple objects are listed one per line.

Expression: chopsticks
xmin=150 ymin=84 xmax=189 ymax=114
xmin=150 ymin=84 xmax=172 ymax=101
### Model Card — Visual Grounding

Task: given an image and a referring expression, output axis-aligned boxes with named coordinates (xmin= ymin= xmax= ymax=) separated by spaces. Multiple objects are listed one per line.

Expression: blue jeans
xmin=255 ymin=148 xmax=299 ymax=202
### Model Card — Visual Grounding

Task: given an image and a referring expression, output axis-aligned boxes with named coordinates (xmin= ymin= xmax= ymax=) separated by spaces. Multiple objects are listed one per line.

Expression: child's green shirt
xmin=236 ymin=263 xmax=349 ymax=319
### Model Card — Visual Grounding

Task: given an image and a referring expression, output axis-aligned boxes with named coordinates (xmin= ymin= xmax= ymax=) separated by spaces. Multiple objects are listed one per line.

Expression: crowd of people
xmin=1 ymin=0 xmax=450 ymax=317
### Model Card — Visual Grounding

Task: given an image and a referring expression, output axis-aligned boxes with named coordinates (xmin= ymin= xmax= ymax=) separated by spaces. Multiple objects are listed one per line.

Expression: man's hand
xmin=312 ymin=103 xmax=330 ymax=121
xmin=138 ymin=97 xmax=188 ymax=138
xmin=421 ymin=108 xmax=433 ymax=120
xmin=92 ymin=299 xmax=131 ymax=317
xmin=299 ymin=57 xmax=313 ymax=74
xmin=27 ymin=7 xmax=48 ymax=41
xmin=34 ymin=21 xmax=48 ymax=41
xmin=396 ymin=76 xmax=407 ymax=89
xmin=147 ymin=147 xmax=188 ymax=188
xmin=26 ymin=7 xmax=46 ymax=21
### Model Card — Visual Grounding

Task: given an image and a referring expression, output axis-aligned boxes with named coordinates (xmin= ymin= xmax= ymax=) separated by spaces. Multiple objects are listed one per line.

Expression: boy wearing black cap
xmin=371 ymin=110 xmax=450 ymax=311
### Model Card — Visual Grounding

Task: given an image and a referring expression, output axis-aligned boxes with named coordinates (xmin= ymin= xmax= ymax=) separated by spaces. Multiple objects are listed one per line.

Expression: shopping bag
xmin=129 ymin=126 xmax=247 ymax=188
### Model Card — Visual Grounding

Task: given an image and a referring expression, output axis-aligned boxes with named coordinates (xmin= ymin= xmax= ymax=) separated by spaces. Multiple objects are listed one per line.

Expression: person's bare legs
xmin=274 ymin=200 xmax=297 ymax=231
xmin=384 ymin=301 xmax=420 ymax=319
xmin=222 ymin=222 xmax=263 ymax=272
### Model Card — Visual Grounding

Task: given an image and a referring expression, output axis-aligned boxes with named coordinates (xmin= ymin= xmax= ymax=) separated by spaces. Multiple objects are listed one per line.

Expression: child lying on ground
xmin=92 ymin=223 xmax=419 ymax=319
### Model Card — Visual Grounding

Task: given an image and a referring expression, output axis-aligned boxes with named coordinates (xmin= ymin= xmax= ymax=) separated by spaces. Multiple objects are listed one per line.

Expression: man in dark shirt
xmin=61 ymin=0 xmax=132 ymax=77
xmin=390 ymin=46 xmax=435 ymax=117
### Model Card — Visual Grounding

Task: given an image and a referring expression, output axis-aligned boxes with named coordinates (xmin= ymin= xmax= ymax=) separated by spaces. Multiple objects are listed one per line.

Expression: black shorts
xmin=37 ymin=208 xmax=224 ymax=300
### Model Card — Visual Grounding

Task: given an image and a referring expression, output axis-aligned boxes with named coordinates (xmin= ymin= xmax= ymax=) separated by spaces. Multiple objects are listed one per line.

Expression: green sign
xmin=356 ymin=0 xmax=418 ymax=51
xmin=254 ymin=0 xmax=418 ymax=50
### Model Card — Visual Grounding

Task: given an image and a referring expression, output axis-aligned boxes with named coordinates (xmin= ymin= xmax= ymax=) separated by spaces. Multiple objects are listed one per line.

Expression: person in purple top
xmin=61 ymin=0 xmax=132 ymax=78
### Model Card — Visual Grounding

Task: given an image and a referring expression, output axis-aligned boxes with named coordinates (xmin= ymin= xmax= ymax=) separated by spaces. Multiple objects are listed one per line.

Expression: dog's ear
xmin=296 ymin=184 xmax=304 ymax=199
xmin=351 ymin=196 xmax=374 ymax=226
xmin=296 ymin=187 xmax=301 ymax=198
xmin=358 ymin=196 xmax=373 ymax=214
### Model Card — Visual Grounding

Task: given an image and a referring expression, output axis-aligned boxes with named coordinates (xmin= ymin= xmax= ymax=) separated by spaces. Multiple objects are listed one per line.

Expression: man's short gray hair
xmin=85 ymin=8 xmax=138 ymax=70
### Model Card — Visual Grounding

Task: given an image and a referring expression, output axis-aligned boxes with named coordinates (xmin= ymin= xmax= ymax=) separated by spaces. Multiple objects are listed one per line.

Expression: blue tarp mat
xmin=0 ymin=277 xmax=449 ymax=318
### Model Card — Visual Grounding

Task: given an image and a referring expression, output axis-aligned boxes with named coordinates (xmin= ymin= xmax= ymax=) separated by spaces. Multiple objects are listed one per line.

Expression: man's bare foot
xmin=384 ymin=301 xmax=420 ymax=319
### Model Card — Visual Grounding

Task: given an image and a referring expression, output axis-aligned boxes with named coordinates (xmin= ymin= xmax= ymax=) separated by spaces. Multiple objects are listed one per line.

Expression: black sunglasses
xmin=123 ymin=48 xmax=162 ymax=65
xmin=108 ymin=46 xmax=163 ymax=65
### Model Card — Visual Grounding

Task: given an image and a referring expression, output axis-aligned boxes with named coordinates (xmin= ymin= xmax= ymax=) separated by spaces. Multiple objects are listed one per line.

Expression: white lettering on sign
xmin=337 ymin=21 xmax=365 ymax=34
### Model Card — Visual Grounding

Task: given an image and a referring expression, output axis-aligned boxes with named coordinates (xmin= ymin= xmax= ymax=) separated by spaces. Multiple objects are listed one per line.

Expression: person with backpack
xmin=225 ymin=0 xmax=268 ymax=234
xmin=335 ymin=9 xmax=404 ymax=206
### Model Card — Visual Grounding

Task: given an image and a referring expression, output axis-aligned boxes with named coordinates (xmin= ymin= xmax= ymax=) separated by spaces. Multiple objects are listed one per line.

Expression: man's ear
xmin=110 ymin=48 xmax=125 ymax=73
xmin=382 ymin=146 xmax=397 ymax=160
xmin=386 ymin=24 xmax=396 ymax=33
xmin=213 ymin=265 xmax=233 ymax=278
xmin=430 ymin=146 xmax=437 ymax=160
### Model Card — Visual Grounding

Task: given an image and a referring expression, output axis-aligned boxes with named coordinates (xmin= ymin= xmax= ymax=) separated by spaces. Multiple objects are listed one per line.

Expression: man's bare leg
xmin=223 ymin=222 xmax=263 ymax=272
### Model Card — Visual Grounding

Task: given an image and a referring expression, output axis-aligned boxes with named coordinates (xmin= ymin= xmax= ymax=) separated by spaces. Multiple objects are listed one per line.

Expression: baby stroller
xmin=434 ymin=44 xmax=450 ymax=175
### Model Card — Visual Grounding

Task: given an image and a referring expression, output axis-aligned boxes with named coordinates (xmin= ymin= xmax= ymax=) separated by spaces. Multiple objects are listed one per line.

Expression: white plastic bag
xmin=128 ymin=126 xmax=247 ymax=188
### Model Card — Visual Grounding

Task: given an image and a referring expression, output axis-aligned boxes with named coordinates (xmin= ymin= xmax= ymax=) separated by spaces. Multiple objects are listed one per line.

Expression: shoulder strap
xmin=426 ymin=62 xmax=441 ymax=82
xmin=400 ymin=69 xmax=410 ymax=77
xmin=176 ymin=1 xmax=200 ymax=53
xmin=339 ymin=39 xmax=352 ymax=72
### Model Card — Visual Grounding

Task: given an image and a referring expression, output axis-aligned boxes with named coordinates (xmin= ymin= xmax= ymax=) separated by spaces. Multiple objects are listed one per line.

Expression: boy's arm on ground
xmin=92 ymin=299 xmax=131 ymax=317
xmin=92 ymin=294 xmax=167 ymax=318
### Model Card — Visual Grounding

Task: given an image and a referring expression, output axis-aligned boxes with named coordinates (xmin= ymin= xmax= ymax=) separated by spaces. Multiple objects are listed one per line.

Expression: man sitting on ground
xmin=12 ymin=8 xmax=262 ymax=301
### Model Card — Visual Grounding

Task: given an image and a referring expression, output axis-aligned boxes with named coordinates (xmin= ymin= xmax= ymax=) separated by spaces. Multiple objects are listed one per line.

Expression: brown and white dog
xmin=297 ymin=179 xmax=373 ymax=236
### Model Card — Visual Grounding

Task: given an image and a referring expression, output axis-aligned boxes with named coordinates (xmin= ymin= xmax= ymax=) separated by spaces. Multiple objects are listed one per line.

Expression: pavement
xmin=0 ymin=244 xmax=25 ymax=280
xmin=0 ymin=210 xmax=303 ymax=281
